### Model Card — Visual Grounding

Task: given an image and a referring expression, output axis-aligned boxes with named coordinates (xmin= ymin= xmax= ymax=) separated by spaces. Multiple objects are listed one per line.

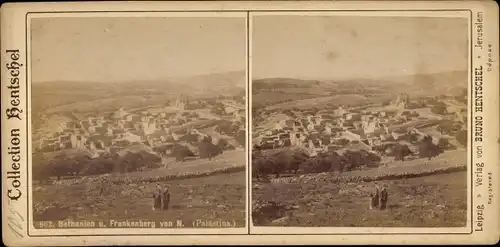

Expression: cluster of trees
xmin=418 ymin=136 xmax=445 ymax=160
xmin=299 ymin=150 xmax=381 ymax=174
xmin=252 ymin=149 xmax=307 ymax=179
xmin=389 ymin=135 xmax=445 ymax=161
xmin=169 ymin=136 xmax=229 ymax=162
xmin=198 ymin=137 xmax=224 ymax=160
xmin=33 ymin=151 xmax=163 ymax=182
xmin=170 ymin=144 xmax=196 ymax=162
xmin=211 ymin=120 xmax=245 ymax=147
xmin=252 ymin=148 xmax=382 ymax=179
xmin=436 ymin=120 xmax=467 ymax=147
xmin=253 ymin=133 xmax=455 ymax=180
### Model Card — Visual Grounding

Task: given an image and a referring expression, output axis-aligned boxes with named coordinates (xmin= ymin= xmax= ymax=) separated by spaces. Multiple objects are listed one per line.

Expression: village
xmin=34 ymin=94 xmax=246 ymax=159
xmin=253 ymin=93 xmax=468 ymax=158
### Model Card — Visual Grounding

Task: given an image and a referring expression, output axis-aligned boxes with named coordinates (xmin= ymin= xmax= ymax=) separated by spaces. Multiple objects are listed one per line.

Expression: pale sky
xmin=31 ymin=17 xmax=246 ymax=83
xmin=252 ymin=15 xmax=469 ymax=80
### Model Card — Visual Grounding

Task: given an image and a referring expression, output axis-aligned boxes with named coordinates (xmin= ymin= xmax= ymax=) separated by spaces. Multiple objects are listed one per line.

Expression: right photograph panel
xmin=251 ymin=13 xmax=469 ymax=228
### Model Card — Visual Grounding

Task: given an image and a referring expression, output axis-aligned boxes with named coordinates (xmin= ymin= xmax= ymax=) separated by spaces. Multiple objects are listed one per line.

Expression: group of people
xmin=152 ymin=184 xmax=171 ymax=211
xmin=369 ymin=185 xmax=388 ymax=210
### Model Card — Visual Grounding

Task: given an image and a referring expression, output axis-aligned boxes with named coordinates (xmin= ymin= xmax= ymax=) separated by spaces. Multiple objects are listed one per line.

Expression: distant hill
xmin=32 ymin=70 xmax=246 ymax=114
xmin=252 ymin=71 xmax=468 ymax=107
xmin=169 ymin=70 xmax=245 ymax=96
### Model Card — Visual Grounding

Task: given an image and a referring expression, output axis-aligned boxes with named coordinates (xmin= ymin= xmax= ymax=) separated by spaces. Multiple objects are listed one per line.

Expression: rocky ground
xmin=252 ymin=171 xmax=467 ymax=227
xmin=33 ymin=171 xmax=246 ymax=228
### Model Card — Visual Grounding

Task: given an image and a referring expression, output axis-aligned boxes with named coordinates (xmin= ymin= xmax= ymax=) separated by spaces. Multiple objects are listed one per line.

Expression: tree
xmin=172 ymin=144 xmax=195 ymax=162
xmin=272 ymin=149 xmax=308 ymax=174
xmin=272 ymin=150 xmax=294 ymax=175
xmin=252 ymin=156 xmax=276 ymax=180
xmin=418 ymin=136 xmax=443 ymax=160
xmin=391 ymin=143 xmax=413 ymax=161
xmin=301 ymin=151 xmax=346 ymax=173
xmin=300 ymin=158 xmax=327 ymax=173
xmin=199 ymin=139 xmax=223 ymax=160
xmin=33 ymin=165 xmax=54 ymax=183
xmin=342 ymin=150 xmax=379 ymax=171
xmin=81 ymin=159 xmax=115 ymax=175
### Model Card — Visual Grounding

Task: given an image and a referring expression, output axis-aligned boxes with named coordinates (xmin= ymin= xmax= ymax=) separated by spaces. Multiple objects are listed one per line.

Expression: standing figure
xmin=379 ymin=187 xmax=388 ymax=210
xmin=161 ymin=186 xmax=171 ymax=210
xmin=152 ymin=184 xmax=163 ymax=211
xmin=369 ymin=186 xmax=380 ymax=210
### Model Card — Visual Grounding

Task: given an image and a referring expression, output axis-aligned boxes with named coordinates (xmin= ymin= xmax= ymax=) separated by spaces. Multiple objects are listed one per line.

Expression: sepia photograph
xmin=2 ymin=1 xmax=499 ymax=245
xmin=251 ymin=13 xmax=469 ymax=227
xmin=30 ymin=14 xmax=247 ymax=229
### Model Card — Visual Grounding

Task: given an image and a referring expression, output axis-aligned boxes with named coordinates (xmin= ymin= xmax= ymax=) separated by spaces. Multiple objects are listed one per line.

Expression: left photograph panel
xmin=28 ymin=13 xmax=248 ymax=234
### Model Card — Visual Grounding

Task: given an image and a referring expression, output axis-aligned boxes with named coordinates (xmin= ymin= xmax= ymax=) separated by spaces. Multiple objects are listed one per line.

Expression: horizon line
xmin=32 ymin=69 xmax=246 ymax=84
xmin=252 ymin=69 xmax=469 ymax=82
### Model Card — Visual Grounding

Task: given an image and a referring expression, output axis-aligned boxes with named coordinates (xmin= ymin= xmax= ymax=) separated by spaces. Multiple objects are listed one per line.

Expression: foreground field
xmin=33 ymin=171 xmax=246 ymax=228
xmin=253 ymin=171 xmax=467 ymax=227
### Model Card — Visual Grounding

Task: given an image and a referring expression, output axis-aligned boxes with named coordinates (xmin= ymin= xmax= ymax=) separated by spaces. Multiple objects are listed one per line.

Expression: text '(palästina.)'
xmin=5 ymin=49 xmax=24 ymax=201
